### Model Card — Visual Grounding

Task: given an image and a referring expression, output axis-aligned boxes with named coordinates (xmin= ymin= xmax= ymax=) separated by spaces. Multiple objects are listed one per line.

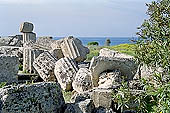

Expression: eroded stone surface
xmin=64 ymin=99 xmax=95 ymax=113
xmin=36 ymin=36 xmax=54 ymax=49
xmin=99 ymin=48 xmax=133 ymax=59
xmin=54 ymin=57 xmax=78 ymax=91
xmin=0 ymin=55 xmax=18 ymax=84
xmin=0 ymin=82 xmax=65 ymax=113
xmin=72 ymin=68 xmax=93 ymax=93
xmin=33 ymin=52 xmax=57 ymax=82
xmin=0 ymin=35 xmax=23 ymax=47
xmin=49 ymin=48 xmax=64 ymax=60
xmin=98 ymin=70 xmax=122 ymax=89
xmin=60 ymin=36 xmax=89 ymax=62
xmin=23 ymin=32 xmax=36 ymax=43
xmin=20 ymin=22 xmax=34 ymax=33
xmin=91 ymin=88 xmax=113 ymax=109
xmin=89 ymin=56 xmax=138 ymax=87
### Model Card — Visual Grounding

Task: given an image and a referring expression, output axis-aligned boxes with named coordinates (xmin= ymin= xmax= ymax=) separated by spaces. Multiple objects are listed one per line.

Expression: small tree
xmin=87 ymin=41 xmax=99 ymax=46
xmin=105 ymin=38 xmax=111 ymax=46
xmin=136 ymin=0 xmax=170 ymax=73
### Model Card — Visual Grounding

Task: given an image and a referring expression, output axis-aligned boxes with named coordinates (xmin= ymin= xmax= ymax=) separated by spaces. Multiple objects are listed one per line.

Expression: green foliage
xmin=62 ymin=91 xmax=72 ymax=103
xmin=19 ymin=64 xmax=23 ymax=71
xmin=113 ymin=74 xmax=170 ymax=112
xmin=136 ymin=0 xmax=170 ymax=72
xmin=87 ymin=41 xmax=99 ymax=46
xmin=0 ymin=82 xmax=6 ymax=88
xmin=113 ymin=0 xmax=170 ymax=112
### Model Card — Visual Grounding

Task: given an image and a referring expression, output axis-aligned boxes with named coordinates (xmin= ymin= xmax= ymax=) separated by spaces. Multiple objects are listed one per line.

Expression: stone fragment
xmin=71 ymin=88 xmax=113 ymax=109
xmin=49 ymin=48 xmax=64 ymax=60
xmin=33 ymin=52 xmax=57 ymax=82
xmin=36 ymin=36 xmax=54 ymax=49
xmin=23 ymin=48 xmax=44 ymax=73
xmin=64 ymin=99 xmax=95 ymax=113
xmin=0 ymin=55 xmax=18 ymax=84
xmin=60 ymin=36 xmax=89 ymax=62
xmin=70 ymin=90 xmax=93 ymax=103
xmin=89 ymin=56 xmax=138 ymax=87
xmin=0 ymin=35 xmax=23 ymax=47
xmin=91 ymin=88 xmax=113 ymax=109
xmin=94 ymin=107 xmax=116 ymax=113
xmin=50 ymin=39 xmax=64 ymax=49
xmin=99 ymin=48 xmax=133 ymax=59
xmin=23 ymin=32 xmax=36 ymax=43
xmin=72 ymin=68 xmax=93 ymax=93
xmin=98 ymin=69 xmax=122 ymax=89
xmin=54 ymin=57 xmax=78 ymax=91
xmin=20 ymin=22 xmax=34 ymax=33
xmin=0 ymin=82 xmax=65 ymax=113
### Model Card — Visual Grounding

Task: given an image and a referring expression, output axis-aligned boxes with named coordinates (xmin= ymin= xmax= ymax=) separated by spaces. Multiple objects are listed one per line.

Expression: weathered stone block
xmin=0 ymin=82 xmax=65 ymax=113
xmin=72 ymin=68 xmax=93 ymax=93
xmin=49 ymin=48 xmax=64 ymax=60
xmin=0 ymin=55 xmax=18 ymax=84
xmin=99 ymin=48 xmax=133 ymax=59
xmin=0 ymin=35 xmax=23 ymax=47
xmin=20 ymin=22 xmax=34 ymax=33
xmin=98 ymin=70 xmax=122 ymax=89
xmin=36 ymin=36 xmax=54 ymax=49
xmin=92 ymin=88 xmax=113 ymax=109
xmin=23 ymin=48 xmax=44 ymax=73
xmin=23 ymin=32 xmax=36 ymax=43
xmin=60 ymin=36 xmax=89 ymax=62
xmin=89 ymin=56 xmax=138 ymax=87
xmin=64 ymin=99 xmax=95 ymax=113
xmin=54 ymin=57 xmax=78 ymax=91
xmin=33 ymin=52 xmax=57 ymax=82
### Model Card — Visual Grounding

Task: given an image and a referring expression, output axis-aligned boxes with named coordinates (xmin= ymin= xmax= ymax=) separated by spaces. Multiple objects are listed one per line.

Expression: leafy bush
xmin=19 ymin=64 xmax=23 ymax=71
xmin=113 ymin=0 xmax=170 ymax=112
xmin=0 ymin=82 xmax=6 ymax=88
xmin=87 ymin=41 xmax=99 ymax=46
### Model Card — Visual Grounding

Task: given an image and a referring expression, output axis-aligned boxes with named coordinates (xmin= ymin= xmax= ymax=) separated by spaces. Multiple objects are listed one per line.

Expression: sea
xmin=54 ymin=37 xmax=137 ymax=46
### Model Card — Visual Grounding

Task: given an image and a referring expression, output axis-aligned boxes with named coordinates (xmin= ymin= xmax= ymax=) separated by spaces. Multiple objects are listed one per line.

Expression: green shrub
xmin=87 ymin=41 xmax=99 ymax=46
xmin=19 ymin=64 xmax=23 ymax=71
xmin=113 ymin=0 xmax=170 ymax=112
xmin=0 ymin=82 xmax=6 ymax=88
xmin=62 ymin=91 xmax=72 ymax=103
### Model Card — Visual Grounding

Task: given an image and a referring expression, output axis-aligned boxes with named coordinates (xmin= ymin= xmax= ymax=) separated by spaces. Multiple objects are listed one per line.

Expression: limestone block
xmin=54 ymin=57 xmax=78 ymax=91
xmin=49 ymin=48 xmax=64 ymax=60
xmin=92 ymin=88 xmax=113 ymax=109
xmin=99 ymin=48 xmax=133 ymax=59
xmin=72 ymin=68 xmax=93 ymax=93
xmin=20 ymin=22 xmax=34 ymax=33
xmin=64 ymin=99 xmax=95 ymax=113
xmin=60 ymin=36 xmax=90 ymax=62
xmin=33 ymin=52 xmax=57 ymax=82
xmin=0 ymin=35 xmax=23 ymax=47
xmin=23 ymin=32 xmax=36 ymax=43
xmin=94 ymin=107 xmax=115 ymax=113
xmin=0 ymin=82 xmax=65 ymax=113
xmin=51 ymin=39 xmax=64 ymax=49
xmin=98 ymin=69 xmax=122 ymax=89
xmin=36 ymin=36 xmax=54 ymax=49
xmin=0 ymin=55 xmax=18 ymax=84
xmin=89 ymin=56 xmax=138 ymax=87
xmin=23 ymin=48 xmax=44 ymax=73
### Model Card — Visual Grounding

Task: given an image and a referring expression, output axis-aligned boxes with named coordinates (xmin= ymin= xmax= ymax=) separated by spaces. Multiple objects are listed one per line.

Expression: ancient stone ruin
xmin=0 ymin=22 xmax=148 ymax=113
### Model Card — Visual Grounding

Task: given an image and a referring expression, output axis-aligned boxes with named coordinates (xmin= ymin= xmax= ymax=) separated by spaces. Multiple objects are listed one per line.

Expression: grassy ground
xmin=86 ymin=43 xmax=136 ymax=61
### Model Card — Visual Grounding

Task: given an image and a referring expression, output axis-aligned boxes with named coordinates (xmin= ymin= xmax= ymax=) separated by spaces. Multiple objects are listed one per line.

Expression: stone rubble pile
xmin=0 ymin=22 xmax=151 ymax=113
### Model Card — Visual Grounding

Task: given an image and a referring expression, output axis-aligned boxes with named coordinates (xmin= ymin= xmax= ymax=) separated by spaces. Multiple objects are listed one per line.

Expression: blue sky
xmin=0 ymin=0 xmax=153 ymax=37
